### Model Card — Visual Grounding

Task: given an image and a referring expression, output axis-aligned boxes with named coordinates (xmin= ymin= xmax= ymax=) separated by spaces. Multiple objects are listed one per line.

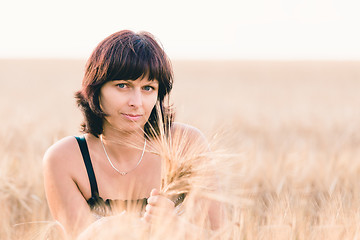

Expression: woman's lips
xmin=122 ymin=113 xmax=143 ymax=121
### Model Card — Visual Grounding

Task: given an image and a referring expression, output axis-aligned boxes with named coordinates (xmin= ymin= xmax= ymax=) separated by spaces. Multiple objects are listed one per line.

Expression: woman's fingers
xmin=145 ymin=203 xmax=154 ymax=214
xmin=147 ymin=195 xmax=159 ymax=205
xmin=147 ymin=189 xmax=175 ymax=208
xmin=150 ymin=188 xmax=159 ymax=196
xmin=142 ymin=212 xmax=151 ymax=222
xmin=147 ymin=196 xmax=174 ymax=210
xmin=143 ymin=189 xmax=176 ymax=223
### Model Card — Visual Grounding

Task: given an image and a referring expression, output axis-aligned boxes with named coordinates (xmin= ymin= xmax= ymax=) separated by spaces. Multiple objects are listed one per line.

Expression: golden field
xmin=1 ymin=59 xmax=360 ymax=239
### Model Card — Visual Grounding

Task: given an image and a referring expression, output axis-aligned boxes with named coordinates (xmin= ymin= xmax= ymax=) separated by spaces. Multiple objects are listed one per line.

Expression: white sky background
xmin=1 ymin=0 xmax=360 ymax=60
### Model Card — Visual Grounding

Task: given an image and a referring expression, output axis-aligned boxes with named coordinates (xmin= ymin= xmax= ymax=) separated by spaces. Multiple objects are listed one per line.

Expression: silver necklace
xmin=100 ymin=135 xmax=146 ymax=176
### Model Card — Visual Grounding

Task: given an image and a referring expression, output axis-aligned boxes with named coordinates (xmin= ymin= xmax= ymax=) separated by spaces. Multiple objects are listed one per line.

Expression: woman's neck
xmin=101 ymin=125 xmax=146 ymax=164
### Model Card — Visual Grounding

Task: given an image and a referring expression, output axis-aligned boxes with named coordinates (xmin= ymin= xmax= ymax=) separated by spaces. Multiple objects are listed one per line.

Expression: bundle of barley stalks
xmin=1 ymin=60 xmax=360 ymax=239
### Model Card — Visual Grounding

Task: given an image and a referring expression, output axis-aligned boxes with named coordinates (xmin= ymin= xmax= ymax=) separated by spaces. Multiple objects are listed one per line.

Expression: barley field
xmin=1 ymin=59 xmax=360 ymax=239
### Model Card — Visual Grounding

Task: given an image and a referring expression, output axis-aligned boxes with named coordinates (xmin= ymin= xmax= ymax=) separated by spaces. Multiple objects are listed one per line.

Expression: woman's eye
xmin=143 ymin=86 xmax=154 ymax=91
xmin=117 ymin=83 xmax=126 ymax=88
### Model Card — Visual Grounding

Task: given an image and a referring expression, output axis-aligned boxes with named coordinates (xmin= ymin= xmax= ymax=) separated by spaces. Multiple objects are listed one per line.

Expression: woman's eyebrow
xmin=112 ymin=79 xmax=131 ymax=83
xmin=112 ymin=79 xmax=158 ymax=86
xmin=148 ymin=81 xmax=159 ymax=86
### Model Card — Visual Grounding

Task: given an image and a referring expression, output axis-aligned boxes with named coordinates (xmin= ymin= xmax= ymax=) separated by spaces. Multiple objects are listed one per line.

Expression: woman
xmin=43 ymin=30 xmax=222 ymax=239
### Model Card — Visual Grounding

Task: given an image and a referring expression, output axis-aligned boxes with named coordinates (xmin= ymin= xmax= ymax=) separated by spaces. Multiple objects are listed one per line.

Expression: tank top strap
xmin=74 ymin=135 xmax=99 ymax=198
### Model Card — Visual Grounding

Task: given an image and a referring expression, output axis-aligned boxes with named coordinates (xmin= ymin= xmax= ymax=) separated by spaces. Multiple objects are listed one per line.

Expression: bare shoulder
xmin=43 ymin=136 xmax=93 ymax=236
xmin=171 ymin=122 xmax=205 ymax=137
xmin=43 ymin=136 xmax=80 ymax=171
xmin=171 ymin=122 xmax=209 ymax=149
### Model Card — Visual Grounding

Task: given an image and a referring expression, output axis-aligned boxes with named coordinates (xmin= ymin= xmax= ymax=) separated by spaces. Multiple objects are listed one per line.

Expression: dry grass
xmin=1 ymin=59 xmax=360 ymax=239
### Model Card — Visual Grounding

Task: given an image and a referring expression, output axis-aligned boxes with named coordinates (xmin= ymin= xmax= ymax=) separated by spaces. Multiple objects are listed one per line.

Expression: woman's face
xmin=99 ymin=77 xmax=159 ymax=133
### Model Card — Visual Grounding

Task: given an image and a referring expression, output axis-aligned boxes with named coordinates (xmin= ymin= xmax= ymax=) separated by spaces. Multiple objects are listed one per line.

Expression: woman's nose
xmin=128 ymin=89 xmax=142 ymax=108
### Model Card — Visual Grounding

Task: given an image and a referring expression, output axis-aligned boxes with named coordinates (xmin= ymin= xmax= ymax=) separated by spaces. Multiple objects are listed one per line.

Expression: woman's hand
xmin=142 ymin=188 xmax=176 ymax=222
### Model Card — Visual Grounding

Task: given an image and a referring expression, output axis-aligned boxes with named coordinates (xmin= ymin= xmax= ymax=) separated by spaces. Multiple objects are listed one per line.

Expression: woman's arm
xmin=142 ymin=189 xmax=225 ymax=240
xmin=43 ymin=137 xmax=94 ymax=239
xmin=172 ymin=123 xmax=225 ymax=230
xmin=148 ymin=122 xmax=226 ymax=230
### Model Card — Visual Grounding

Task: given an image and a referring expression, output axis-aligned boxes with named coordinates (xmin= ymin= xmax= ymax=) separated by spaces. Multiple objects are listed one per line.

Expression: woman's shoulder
xmin=171 ymin=122 xmax=206 ymax=137
xmin=43 ymin=135 xmax=81 ymax=169
xmin=171 ymin=122 xmax=208 ymax=148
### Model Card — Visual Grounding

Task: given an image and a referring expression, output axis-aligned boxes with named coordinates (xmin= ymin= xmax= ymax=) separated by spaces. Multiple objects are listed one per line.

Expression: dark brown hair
xmin=75 ymin=30 xmax=174 ymax=138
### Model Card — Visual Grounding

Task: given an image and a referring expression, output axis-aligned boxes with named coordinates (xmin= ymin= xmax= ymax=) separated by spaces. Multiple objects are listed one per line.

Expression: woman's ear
xmin=98 ymin=94 xmax=103 ymax=111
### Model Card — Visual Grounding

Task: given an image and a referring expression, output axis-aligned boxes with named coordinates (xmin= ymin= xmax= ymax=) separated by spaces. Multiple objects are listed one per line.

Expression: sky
xmin=1 ymin=0 xmax=360 ymax=60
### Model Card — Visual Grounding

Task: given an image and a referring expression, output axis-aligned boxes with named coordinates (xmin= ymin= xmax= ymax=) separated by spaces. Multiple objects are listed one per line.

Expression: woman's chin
xmin=112 ymin=124 xmax=146 ymax=136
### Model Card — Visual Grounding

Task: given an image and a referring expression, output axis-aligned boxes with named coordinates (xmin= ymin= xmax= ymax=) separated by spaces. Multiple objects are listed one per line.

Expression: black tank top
xmin=74 ymin=135 xmax=185 ymax=217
